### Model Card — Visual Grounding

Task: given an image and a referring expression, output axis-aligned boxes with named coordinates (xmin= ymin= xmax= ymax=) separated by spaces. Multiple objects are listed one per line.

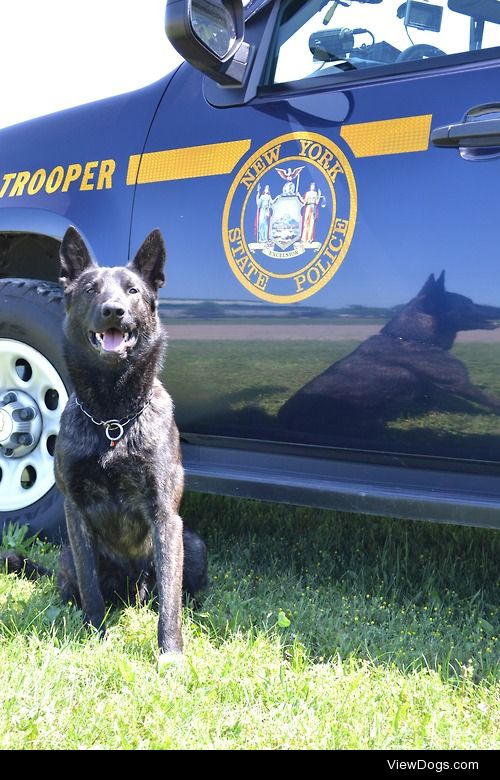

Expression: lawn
xmin=163 ymin=340 xmax=500 ymax=462
xmin=0 ymin=494 xmax=498 ymax=750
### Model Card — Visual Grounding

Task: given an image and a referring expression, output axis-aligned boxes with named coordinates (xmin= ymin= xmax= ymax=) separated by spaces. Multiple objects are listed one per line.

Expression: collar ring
xmin=105 ymin=421 xmax=124 ymax=442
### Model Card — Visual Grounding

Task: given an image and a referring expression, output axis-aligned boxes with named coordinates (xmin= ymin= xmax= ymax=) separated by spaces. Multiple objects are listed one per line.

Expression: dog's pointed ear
xmin=436 ymin=270 xmax=446 ymax=290
xmin=60 ymin=227 xmax=96 ymax=290
xmin=418 ymin=273 xmax=437 ymax=296
xmin=128 ymin=230 xmax=165 ymax=293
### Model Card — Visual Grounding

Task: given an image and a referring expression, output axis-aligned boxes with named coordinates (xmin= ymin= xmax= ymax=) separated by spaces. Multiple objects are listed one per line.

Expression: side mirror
xmin=165 ymin=0 xmax=250 ymax=86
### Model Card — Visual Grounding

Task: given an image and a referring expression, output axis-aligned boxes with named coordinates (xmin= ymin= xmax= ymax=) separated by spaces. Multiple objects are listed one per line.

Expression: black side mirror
xmin=166 ymin=0 xmax=250 ymax=86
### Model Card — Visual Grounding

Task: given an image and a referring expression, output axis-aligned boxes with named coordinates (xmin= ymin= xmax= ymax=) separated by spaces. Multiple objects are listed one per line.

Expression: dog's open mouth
xmin=88 ymin=328 xmax=138 ymax=354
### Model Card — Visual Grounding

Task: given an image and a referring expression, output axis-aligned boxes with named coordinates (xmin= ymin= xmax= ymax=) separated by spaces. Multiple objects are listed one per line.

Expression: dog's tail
xmin=0 ymin=551 xmax=51 ymax=579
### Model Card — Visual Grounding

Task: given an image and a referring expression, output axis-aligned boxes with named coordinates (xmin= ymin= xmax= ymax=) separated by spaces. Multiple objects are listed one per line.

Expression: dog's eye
xmin=128 ymin=287 xmax=139 ymax=295
xmin=86 ymin=286 xmax=96 ymax=295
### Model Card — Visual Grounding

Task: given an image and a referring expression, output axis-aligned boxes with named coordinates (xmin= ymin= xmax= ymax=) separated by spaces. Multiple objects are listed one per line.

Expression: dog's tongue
xmin=102 ymin=328 xmax=124 ymax=351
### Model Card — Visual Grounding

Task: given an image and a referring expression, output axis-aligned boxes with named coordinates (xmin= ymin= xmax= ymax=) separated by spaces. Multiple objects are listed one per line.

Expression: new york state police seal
xmin=222 ymin=132 xmax=357 ymax=303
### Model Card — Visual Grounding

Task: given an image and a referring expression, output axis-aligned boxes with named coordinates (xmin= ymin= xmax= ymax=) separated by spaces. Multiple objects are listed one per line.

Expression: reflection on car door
xmin=131 ymin=0 xmax=500 ymax=468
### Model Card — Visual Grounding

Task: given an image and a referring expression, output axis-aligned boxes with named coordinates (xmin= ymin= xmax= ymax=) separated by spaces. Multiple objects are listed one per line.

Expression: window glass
xmin=271 ymin=0 xmax=500 ymax=84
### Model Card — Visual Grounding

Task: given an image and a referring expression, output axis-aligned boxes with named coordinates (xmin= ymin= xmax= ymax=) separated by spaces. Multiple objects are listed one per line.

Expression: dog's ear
xmin=436 ymin=270 xmax=446 ymax=290
xmin=418 ymin=273 xmax=436 ymax=296
xmin=60 ymin=227 xmax=96 ymax=290
xmin=128 ymin=230 xmax=165 ymax=293
xmin=419 ymin=271 xmax=446 ymax=300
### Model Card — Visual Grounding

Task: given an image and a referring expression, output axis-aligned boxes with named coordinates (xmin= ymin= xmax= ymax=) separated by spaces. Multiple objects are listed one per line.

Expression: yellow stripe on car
xmin=340 ymin=114 xmax=432 ymax=158
xmin=127 ymin=139 xmax=252 ymax=185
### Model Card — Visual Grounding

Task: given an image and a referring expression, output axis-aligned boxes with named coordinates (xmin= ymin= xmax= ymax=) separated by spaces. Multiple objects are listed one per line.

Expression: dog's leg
xmin=134 ymin=566 xmax=155 ymax=606
xmin=152 ymin=512 xmax=184 ymax=656
xmin=182 ymin=525 xmax=208 ymax=599
xmin=64 ymin=500 xmax=105 ymax=634
xmin=454 ymin=385 xmax=500 ymax=412
xmin=57 ymin=545 xmax=81 ymax=605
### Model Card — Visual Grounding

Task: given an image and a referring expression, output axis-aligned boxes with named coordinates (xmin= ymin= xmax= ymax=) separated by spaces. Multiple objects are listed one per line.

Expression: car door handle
xmin=431 ymin=103 xmax=500 ymax=148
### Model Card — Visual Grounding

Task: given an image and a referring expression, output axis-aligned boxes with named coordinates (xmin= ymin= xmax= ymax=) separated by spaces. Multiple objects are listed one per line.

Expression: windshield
xmin=271 ymin=0 xmax=500 ymax=83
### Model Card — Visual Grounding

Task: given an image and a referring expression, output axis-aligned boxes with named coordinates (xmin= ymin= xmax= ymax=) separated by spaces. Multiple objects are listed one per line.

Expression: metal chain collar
xmin=75 ymin=395 xmax=152 ymax=447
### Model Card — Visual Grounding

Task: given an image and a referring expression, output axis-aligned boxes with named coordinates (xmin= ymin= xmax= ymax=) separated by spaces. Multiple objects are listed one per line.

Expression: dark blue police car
xmin=1 ymin=0 xmax=500 ymax=537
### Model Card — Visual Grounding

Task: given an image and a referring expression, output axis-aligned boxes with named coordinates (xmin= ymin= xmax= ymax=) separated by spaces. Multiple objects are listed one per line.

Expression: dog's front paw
xmin=157 ymin=651 xmax=184 ymax=673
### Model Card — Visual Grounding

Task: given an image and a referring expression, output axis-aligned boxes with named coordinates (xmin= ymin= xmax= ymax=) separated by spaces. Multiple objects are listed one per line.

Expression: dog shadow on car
xmin=278 ymin=271 xmax=500 ymax=432
xmin=183 ymin=271 xmax=500 ymax=459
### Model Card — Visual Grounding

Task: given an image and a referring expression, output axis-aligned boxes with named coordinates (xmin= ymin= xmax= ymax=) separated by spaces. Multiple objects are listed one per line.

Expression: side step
xmin=182 ymin=442 xmax=500 ymax=529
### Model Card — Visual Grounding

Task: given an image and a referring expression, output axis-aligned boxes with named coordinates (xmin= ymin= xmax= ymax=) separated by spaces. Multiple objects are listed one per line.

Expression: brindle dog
xmin=8 ymin=227 xmax=207 ymax=661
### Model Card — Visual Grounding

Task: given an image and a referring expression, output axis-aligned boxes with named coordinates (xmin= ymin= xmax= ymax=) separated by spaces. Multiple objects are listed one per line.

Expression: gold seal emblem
xmin=222 ymin=132 xmax=357 ymax=303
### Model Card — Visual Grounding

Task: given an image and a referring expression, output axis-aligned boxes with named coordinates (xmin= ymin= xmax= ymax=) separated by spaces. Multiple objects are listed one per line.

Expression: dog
xmin=2 ymin=227 xmax=207 ymax=661
xmin=279 ymin=271 xmax=500 ymax=432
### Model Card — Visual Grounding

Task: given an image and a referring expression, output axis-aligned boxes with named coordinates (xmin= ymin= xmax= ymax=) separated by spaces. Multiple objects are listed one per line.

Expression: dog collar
xmin=75 ymin=395 xmax=152 ymax=447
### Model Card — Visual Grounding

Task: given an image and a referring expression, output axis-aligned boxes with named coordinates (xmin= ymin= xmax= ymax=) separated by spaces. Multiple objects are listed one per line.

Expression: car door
xmin=130 ymin=0 xmax=500 ymax=470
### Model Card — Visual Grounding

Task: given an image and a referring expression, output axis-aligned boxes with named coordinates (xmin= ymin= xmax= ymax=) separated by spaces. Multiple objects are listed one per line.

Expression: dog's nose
xmin=101 ymin=301 xmax=125 ymax=319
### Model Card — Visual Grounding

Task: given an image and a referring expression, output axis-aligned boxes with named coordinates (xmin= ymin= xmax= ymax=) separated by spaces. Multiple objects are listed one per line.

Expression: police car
xmin=1 ymin=0 xmax=500 ymax=538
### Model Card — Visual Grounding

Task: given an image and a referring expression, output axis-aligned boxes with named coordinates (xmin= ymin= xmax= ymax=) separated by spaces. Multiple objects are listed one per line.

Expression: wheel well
xmin=0 ymin=233 xmax=61 ymax=282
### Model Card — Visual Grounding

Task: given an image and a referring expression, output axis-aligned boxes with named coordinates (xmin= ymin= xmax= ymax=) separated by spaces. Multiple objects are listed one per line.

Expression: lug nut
xmin=17 ymin=407 xmax=35 ymax=421
xmin=3 ymin=392 xmax=17 ymax=404
xmin=16 ymin=433 xmax=33 ymax=447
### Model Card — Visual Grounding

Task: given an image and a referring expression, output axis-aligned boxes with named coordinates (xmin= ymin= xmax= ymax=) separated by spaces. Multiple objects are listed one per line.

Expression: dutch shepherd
xmin=3 ymin=227 xmax=207 ymax=663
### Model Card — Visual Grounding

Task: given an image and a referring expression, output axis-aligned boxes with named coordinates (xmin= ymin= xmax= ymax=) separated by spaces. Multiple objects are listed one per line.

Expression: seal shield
xmin=222 ymin=132 xmax=357 ymax=303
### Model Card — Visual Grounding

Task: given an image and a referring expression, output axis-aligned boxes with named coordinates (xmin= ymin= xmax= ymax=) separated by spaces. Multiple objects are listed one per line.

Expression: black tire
xmin=0 ymin=278 xmax=70 ymax=541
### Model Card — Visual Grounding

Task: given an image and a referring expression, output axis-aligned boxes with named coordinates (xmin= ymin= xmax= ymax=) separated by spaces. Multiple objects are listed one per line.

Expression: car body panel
xmin=130 ymin=59 xmax=500 ymax=475
xmin=0 ymin=73 xmax=177 ymax=262
xmin=1 ymin=0 xmax=500 ymax=527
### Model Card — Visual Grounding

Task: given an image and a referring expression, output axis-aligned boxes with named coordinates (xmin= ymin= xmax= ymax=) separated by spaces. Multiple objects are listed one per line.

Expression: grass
xmin=164 ymin=341 xmax=500 ymax=451
xmin=165 ymin=339 xmax=354 ymax=419
xmin=0 ymin=495 xmax=499 ymax=749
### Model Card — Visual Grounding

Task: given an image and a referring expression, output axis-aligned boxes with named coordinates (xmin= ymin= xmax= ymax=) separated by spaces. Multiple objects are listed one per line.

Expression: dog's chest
xmin=68 ymin=447 xmax=155 ymax=558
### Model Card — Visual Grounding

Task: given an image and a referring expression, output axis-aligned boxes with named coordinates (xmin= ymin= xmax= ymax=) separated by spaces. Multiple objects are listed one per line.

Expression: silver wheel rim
xmin=0 ymin=338 xmax=68 ymax=511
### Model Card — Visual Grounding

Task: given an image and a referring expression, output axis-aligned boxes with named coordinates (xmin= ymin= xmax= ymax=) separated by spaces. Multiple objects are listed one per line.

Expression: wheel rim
xmin=0 ymin=339 xmax=68 ymax=512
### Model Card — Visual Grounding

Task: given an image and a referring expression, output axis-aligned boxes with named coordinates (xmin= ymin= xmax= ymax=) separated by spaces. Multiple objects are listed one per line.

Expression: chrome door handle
xmin=431 ymin=103 xmax=500 ymax=148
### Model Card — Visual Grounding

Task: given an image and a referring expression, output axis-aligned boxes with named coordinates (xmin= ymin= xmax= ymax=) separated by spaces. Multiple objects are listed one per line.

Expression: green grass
xmin=163 ymin=340 xmax=500 ymax=462
xmin=1 ymin=495 xmax=499 ymax=749
xmin=165 ymin=341 xmax=500 ymax=417
xmin=165 ymin=339 xmax=357 ymax=419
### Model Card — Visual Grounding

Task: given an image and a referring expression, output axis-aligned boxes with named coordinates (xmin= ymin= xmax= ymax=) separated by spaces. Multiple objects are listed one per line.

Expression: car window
xmin=269 ymin=0 xmax=500 ymax=84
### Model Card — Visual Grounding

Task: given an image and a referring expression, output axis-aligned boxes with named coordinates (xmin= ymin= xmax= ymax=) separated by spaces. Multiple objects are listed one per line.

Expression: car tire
xmin=0 ymin=278 xmax=70 ymax=541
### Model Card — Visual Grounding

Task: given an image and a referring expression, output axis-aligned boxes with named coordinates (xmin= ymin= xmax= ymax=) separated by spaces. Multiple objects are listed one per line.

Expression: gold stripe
xmin=127 ymin=139 xmax=252 ymax=185
xmin=340 ymin=115 xmax=432 ymax=158
xmin=126 ymin=155 xmax=140 ymax=186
